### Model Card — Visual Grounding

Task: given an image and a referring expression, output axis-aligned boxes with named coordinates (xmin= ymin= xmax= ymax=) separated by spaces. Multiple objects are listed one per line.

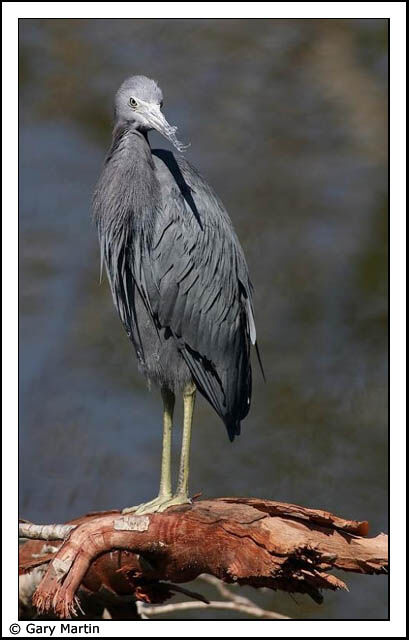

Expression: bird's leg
xmin=158 ymin=387 xmax=174 ymax=499
xmin=122 ymin=388 xmax=175 ymax=515
xmin=176 ymin=383 xmax=196 ymax=500
xmin=155 ymin=383 xmax=196 ymax=510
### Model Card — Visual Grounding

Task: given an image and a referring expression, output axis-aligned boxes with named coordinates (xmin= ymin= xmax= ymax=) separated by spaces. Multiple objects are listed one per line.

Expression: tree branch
xmin=19 ymin=521 xmax=75 ymax=541
xmin=19 ymin=497 xmax=388 ymax=620
xmin=138 ymin=599 xmax=289 ymax=619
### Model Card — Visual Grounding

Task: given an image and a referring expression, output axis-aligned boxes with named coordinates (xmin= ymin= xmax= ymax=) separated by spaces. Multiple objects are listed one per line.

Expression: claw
xmin=122 ymin=494 xmax=191 ymax=516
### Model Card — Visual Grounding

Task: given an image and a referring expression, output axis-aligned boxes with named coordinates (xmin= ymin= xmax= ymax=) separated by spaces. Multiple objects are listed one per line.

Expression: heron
xmin=93 ymin=75 xmax=261 ymax=515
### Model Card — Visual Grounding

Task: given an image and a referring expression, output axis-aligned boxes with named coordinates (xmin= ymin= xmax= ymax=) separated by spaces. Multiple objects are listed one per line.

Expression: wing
xmin=141 ymin=150 xmax=256 ymax=439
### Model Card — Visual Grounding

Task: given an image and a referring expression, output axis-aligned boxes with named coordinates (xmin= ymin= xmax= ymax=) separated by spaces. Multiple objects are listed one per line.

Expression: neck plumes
xmin=92 ymin=125 xmax=161 ymax=296
xmin=93 ymin=125 xmax=160 ymax=238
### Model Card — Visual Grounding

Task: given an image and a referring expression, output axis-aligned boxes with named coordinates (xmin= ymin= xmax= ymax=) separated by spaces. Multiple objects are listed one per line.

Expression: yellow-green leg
xmin=174 ymin=383 xmax=196 ymax=502
xmin=122 ymin=384 xmax=195 ymax=515
xmin=122 ymin=388 xmax=175 ymax=515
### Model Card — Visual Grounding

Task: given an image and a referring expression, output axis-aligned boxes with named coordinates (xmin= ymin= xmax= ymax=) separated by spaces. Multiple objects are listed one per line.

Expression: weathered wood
xmin=19 ymin=497 xmax=388 ymax=619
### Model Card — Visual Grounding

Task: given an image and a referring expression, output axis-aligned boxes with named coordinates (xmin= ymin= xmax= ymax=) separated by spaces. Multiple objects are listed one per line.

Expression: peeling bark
xmin=19 ymin=497 xmax=388 ymax=619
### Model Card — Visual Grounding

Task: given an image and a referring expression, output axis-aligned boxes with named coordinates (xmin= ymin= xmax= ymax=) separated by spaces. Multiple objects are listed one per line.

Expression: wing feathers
xmin=142 ymin=153 xmax=256 ymax=438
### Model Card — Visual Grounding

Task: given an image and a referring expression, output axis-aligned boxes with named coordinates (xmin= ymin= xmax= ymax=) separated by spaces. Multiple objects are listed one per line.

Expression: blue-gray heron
xmin=93 ymin=76 xmax=260 ymax=514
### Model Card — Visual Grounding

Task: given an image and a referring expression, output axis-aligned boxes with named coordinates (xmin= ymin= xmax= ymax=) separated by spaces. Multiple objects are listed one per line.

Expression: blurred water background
xmin=19 ymin=18 xmax=388 ymax=620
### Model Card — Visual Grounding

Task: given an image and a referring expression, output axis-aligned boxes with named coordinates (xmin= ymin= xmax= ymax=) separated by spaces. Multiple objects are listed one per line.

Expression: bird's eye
xmin=129 ymin=97 xmax=138 ymax=108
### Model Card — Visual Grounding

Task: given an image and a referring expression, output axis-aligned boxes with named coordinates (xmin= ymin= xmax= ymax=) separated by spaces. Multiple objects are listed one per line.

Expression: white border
xmin=0 ymin=2 xmax=404 ymax=19
xmin=3 ymin=2 xmax=406 ymax=638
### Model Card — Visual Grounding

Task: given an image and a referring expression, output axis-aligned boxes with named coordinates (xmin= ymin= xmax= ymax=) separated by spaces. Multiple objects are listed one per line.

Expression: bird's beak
xmin=146 ymin=104 xmax=189 ymax=152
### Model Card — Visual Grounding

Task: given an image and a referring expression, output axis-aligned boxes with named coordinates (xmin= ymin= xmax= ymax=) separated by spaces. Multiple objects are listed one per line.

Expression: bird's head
xmin=114 ymin=75 xmax=188 ymax=152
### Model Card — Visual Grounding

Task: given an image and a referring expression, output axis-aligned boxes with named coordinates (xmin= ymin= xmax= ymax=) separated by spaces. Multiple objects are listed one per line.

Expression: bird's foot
xmin=156 ymin=493 xmax=192 ymax=511
xmin=122 ymin=493 xmax=191 ymax=515
xmin=122 ymin=494 xmax=172 ymax=515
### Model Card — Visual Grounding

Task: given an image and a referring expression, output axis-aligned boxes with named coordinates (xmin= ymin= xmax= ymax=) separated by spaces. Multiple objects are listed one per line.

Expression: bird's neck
xmin=98 ymin=125 xmax=161 ymax=235
xmin=108 ymin=124 xmax=153 ymax=169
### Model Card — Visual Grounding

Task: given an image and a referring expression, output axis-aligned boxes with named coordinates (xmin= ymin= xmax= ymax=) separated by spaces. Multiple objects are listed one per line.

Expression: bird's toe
xmin=156 ymin=494 xmax=192 ymax=512
xmin=121 ymin=494 xmax=172 ymax=515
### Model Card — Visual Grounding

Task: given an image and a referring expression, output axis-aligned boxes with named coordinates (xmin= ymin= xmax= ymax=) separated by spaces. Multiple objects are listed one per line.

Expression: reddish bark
xmin=19 ymin=497 xmax=388 ymax=619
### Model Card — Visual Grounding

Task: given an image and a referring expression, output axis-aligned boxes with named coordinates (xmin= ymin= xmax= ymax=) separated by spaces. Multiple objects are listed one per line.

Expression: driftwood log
xmin=19 ymin=497 xmax=388 ymax=619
